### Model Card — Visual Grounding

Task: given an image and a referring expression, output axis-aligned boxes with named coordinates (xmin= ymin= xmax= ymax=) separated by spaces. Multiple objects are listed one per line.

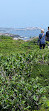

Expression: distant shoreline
xmin=0 ymin=32 xmax=38 ymax=41
xmin=0 ymin=27 xmax=44 ymax=41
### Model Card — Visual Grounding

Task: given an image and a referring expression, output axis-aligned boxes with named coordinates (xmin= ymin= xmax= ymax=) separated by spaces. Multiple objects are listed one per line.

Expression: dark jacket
xmin=46 ymin=31 xmax=49 ymax=41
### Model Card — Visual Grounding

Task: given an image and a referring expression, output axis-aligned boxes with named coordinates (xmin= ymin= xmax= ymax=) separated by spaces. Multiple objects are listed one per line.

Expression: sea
xmin=0 ymin=28 xmax=47 ymax=40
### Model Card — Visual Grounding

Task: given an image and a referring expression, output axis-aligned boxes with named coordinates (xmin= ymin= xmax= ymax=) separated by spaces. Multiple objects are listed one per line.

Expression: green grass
xmin=0 ymin=35 xmax=39 ymax=56
xmin=0 ymin=35 xmax=49 ymax=111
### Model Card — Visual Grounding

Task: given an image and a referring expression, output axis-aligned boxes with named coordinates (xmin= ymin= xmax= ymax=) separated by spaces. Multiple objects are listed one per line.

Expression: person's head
xmin=41 ymin=29 xmax=44 ymax=33
xmin=48 ymin=27 xmax=49 ymax=30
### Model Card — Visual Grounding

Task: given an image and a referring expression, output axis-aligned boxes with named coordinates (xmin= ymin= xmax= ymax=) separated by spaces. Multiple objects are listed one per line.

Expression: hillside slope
xmin=0 ymin=36 xmax=49 ymax=111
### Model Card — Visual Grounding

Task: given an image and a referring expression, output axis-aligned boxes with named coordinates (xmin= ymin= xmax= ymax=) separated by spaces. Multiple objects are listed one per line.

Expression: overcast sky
xmin=0 ymin=0 xmax=49 ymax=28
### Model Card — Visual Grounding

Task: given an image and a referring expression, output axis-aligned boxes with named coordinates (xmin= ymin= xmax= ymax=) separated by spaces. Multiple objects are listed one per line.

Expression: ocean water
xmin=0 ymin=28 xmax=47 ymax=40
xmin=10 ymin=29 xmax=41 ymax=40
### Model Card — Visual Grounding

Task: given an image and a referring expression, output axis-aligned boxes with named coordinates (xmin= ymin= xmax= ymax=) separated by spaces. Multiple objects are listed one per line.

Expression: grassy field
xmin=0 ymin=35 xmax=49 ymax=111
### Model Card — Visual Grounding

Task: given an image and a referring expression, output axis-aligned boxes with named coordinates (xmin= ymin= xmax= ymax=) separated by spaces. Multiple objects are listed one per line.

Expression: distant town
xmin=0 ymin=27 xmax=41 ymax=31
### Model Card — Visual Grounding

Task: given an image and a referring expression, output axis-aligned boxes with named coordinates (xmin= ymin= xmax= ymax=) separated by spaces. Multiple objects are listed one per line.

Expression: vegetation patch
xmin=0 ymin=36 xmax=49 ymax=111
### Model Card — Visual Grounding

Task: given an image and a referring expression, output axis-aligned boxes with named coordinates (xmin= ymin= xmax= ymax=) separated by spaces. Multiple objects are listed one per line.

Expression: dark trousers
xmin=40 ymin=44 xmax=45 ymax=49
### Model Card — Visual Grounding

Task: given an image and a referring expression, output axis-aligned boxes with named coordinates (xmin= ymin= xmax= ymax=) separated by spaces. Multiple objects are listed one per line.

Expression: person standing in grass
xmin=39 ymin=29 xmax=46 ymax=49
xmin=46 ymin=27 xmax=49 ymax=41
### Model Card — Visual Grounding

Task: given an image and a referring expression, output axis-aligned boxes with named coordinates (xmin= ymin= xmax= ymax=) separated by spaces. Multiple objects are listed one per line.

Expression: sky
xmin=0 ymin=0 xmax=49 ymax=28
